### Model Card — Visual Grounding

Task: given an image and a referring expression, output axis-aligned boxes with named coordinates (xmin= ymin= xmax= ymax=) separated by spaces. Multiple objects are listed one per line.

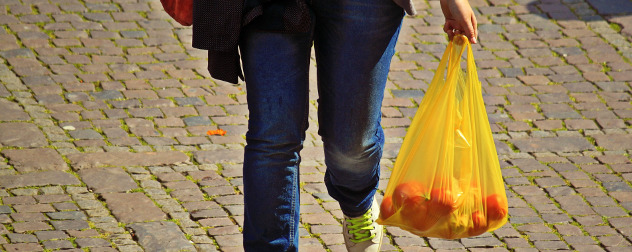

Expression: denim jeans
xmin=240 ymin=0 xmax=404 ymax=250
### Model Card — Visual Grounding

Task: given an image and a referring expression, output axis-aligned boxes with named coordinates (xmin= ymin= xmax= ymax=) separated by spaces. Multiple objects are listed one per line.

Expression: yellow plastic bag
xmin=377 ymin=35 xmax=508 ymax=239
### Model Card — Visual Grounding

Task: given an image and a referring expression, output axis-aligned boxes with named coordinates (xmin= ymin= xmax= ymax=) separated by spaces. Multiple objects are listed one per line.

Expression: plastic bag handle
xmin=465 ymin=38 xmax=479 ymax=89
xmin=428 ymin=40 xmax=452 ymax=86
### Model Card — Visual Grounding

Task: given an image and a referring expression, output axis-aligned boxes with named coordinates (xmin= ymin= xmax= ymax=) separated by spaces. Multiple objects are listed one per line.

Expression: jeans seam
xmin=288 ymin=86 xmax=309 ymax=251
xmin=288 ymin=169 xmax=297 ymax=251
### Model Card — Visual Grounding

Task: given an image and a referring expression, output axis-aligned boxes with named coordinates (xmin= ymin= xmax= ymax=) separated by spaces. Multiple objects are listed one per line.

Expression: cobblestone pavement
xmin=0 ymin=0 xmax=631 ymax=251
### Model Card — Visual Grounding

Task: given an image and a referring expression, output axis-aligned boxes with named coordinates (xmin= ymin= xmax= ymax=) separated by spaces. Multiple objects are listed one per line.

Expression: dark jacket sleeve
xmin=190 ymin=0 xmax=311 ymax=84
xmin=192 ymin=0 xmax=244 ymax=84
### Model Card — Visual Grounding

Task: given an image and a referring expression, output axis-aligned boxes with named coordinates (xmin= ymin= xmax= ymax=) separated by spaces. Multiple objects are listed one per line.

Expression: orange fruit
xmin=486 ymin=194 xmax=508 ymax=222
xmin=380 ymin=196 xmax=396 ymax=220
xmin=468 ymin=211 xmax=487 ymax=236
xmin=399 ymin=195 xmax=434 ymax=232
xmin=392 ymin=181 xmax=427 ymax=209
xmin=428 ymin=188 xmax=457 ymax=215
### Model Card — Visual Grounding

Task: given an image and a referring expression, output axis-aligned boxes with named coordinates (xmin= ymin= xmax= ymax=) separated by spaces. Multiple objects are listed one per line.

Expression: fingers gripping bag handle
xmin=378 ymin=35 xmax=508 ymax=239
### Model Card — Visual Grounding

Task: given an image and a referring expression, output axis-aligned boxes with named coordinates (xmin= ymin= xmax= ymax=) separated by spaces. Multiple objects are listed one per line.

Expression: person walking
xmin=191 ymin=0 xmax=477 ymax=251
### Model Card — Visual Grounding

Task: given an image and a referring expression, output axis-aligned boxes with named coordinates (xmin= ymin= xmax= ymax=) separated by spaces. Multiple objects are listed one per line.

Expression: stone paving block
xmin=164 ymin=180 xmax=198 ymax=190
xmin=461 ymin=236 xmax=504 ymax=248
xmin=2 ymin=243 xmax=43 ymax=251
xmin=34 ymin=188 xmax=70 ymax=198
xmin=50 ymin=220 xmax=90 ymax=230
xmin=7 ymin=233 xmax=38 ymax=243
xmin=128 ymin=221 xmax=196 ymax=251
xmin=11 ymin=221 xmax=51 ymax=233
xmin=0 ymin=99 xmax=29 ymax=121
xmin=69 ymin=129 xmax=103 ymax=140
xmin=10 ymin=212 xmax=47 ymax=222
xmin=3 ymin=195 xmax=36 ymax=205
xmin=214 ymin=233 xmax=243 ymax=248
xmin=0 ymin=122 xmax=47 ymax=148
xmin=91 ymin=90 xmax=123 ymax=100
xmin=1 ymin=222 xmax=11 ymax=234
xmin=67 ymin=151 xmax=189 ymax=169
xmin=67 ymin=229 xmax=99 ymax=238
xmin=199 ymin=217 xmax=234 ymax=227
xmin=510 ymin=137 xmax=593 ymax=152
xmin=587 ymin=0 xmax=632 ymax=15
xmin=0 ymin=170 xmax=80 ymax=189
xmin=35 ymin=230 xmax=69 ymax=241
xmin=194 ymin=149 xmax=244 ymax=164
xmin=2 ymin=148 xmax=67 ymax=173
xmin=73 ymin=139 xmax=107 ymax=149
xmin=0 ymin=85 xmax=10 ymax=98
xmin=101 ymin=192 xmax=166 ymax=223
xmin=42 ymin=239 xmax=74 ymax=250
xmin=75 ymin=237 xmax=111 ymax=248
xmin=78 ymin=167 xmax=138 ymax=193
xmin=12 ymin=204 xmax=56 ymax=213
xmin=593 ymin=134 xmax=632 ymax=151
xmin=52 ymin=202 xmax=79 ymax=211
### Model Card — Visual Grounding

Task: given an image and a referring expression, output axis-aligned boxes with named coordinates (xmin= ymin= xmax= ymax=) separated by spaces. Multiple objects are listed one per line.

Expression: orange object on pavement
xmin=207 ymin=129 xmax=227 ymax=136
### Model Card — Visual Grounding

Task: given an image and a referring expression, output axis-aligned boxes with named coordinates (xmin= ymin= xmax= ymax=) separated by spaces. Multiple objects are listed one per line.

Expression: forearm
xmin=440 ymin=0 xmax=451 ymax=19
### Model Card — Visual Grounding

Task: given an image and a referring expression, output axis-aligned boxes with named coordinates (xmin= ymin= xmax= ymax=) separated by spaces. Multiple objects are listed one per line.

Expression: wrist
xmin=440 ymin=0 xmax=452 ymax=19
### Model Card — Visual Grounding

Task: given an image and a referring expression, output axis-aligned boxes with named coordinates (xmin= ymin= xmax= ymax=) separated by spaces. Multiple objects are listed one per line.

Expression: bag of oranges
xmin=377 ymin=35 xmax=508 ymax=239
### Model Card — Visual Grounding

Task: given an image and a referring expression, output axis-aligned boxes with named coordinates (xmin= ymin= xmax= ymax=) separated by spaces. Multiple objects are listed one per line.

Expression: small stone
xmin=63 ymin=125 xmax=76 ymax=131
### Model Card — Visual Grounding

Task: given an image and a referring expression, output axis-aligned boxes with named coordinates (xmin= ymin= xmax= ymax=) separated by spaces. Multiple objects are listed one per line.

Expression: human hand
xmin=440 ymin=0 xmax=478 ymax=44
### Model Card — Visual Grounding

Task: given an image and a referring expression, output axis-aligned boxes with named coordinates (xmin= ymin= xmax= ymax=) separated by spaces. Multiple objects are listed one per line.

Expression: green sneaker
xmin=342 ymin=198 xmax=383 ymax=252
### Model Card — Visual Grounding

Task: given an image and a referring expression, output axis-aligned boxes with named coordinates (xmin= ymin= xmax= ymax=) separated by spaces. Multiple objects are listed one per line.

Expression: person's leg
xmin=311 ymin=0 xmax=404 ymax=217
xmin=239 ymin=24 xmax=313 ymax=251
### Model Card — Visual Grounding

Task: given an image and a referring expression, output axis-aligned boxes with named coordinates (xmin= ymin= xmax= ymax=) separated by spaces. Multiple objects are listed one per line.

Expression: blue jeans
xmin=240 ymin=0 xmax=404 ymax=250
